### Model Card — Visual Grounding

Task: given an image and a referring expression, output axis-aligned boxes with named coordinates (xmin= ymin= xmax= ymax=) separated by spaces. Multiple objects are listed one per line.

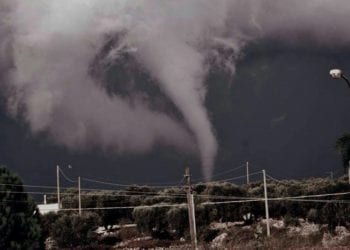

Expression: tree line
xmin=2 ymin=164 xmax=350 ymax=248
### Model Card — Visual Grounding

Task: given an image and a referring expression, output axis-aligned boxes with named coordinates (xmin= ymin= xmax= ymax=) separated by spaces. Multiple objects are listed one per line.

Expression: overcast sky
xmin=1 ymin=0 xmax=350 ymax=185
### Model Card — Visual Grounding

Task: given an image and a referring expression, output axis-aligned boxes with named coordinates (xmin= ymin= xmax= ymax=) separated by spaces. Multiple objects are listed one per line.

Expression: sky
xmin=0 ymin=0 xmax=350 ymax=186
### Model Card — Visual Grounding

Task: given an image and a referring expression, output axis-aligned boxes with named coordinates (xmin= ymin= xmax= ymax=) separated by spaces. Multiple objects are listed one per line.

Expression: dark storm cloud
xmin=0 ymin=0 xmax=349 ymax=180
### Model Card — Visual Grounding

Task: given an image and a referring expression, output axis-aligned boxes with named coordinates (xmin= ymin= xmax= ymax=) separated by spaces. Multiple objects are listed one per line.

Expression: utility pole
xmin=184 ymin=167 xmax=198 ymax=250
xmin=246 ymin=161 xmax=249 ymax=184
xmin=56 ymin=165 xmax=60 ymax=209
xmin=78 ymin=176 xmax=82 ymax=216
xmin=348 ymin=161 xmax=350 ymax=185
xmin=262 ymin=170 xmax=270 ymax=237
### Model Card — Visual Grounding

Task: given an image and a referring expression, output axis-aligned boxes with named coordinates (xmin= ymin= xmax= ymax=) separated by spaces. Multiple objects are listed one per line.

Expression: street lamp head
xmin=330 ymin=68 xmax=343 ymax=79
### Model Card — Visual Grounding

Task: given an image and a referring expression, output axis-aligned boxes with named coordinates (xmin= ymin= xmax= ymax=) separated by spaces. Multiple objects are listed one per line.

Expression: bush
xmin=166 ymin=206 xmax=188 ymax=238
xmin=41 ymin=212 xmax=59 ymax=240
xmin=96 ymin=193 xmax=129 ymax=230
xmin=50 ymin=212 xmax=100 ymax=248
xmin=199 ymin=227 xmax=220 ymax=242
xmin=283 ymin=214 xmax=300 ymax=227
xmin=133 ymin=206 xmax=170 ymax=239
xmin=307 ymin=209 xmax=318 ymax=223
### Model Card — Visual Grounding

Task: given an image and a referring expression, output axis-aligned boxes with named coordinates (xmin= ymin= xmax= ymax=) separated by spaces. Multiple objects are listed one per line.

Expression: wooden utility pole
xmin=348 ymin=161 xmax=350 ymax=185
xmin=184 ymin=167 xmax=198 ymax=250
xmin=78 ymin=176 xmax=82 ymax=216
xmin=246 ymin=161 xmax=249 ymax=184
xmin=56 ymin=165 xmax=60 ymax=209
xmin=262 ymin=170 xmax=270 ymax=237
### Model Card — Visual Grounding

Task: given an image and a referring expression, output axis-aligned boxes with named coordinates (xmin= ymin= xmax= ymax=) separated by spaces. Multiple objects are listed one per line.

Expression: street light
xmin=329 ymin=68 xmax=350 ymax=88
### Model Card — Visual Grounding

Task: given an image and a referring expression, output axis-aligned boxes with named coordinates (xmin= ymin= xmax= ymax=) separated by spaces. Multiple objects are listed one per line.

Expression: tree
xmin=133 ymin=206 xmax=170 ymax=239
xmin=50 ymin=212 xmax=100 ymax=248
xmin=40 ymin=212 xmax=59 ymax=241
xmin=97 ymin=192 xmax=129 ymax=230
xmin=166 ymin=206 xmax=188 ymax=238
xmin=0 ymin=165 xmax=43 ymax=249
xmin=336 ymin=133 xmax=350 ymax=171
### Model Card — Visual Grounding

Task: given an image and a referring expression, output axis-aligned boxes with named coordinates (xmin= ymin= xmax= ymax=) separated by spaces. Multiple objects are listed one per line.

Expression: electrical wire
xmin=0 ymin=189 xmax=262 ymax=200
xmin=211 ymin=164 xmax=246 ymax=179
xmin=39 ymin=203 xmax=188 ymax=211
xmin=281 ymin=198 xmax=350 ymax=204
xmin=81 ymin=177 xmax=180 ymax=189
xmin=266 ymin=174 xmax=283 ymax=182
xmin=192 ymin=163 xmax=246 ymax=182
xmin=268 ymin=191 xmax=350 ymax=200
xmin=0 ymin=183 xmax=73 ymax=190
xmin=216 ymin=171 xmax=262 ymax=182
xmin=202 ymin=198 xmax=263 ymax=205
xmin=59 ymin=168 xmax=77 ymax=183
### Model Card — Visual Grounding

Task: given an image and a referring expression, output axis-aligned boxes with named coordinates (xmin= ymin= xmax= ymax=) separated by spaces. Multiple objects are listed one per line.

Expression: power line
xmin=0 ymin=183 xmax=73 ymax=190
xmin=1 ymin=167 xmax=261 ymax=194
xmin=4 ymin=194 xmax=350 ymax=206
xmin=211 ymin=164 xmax=246 ymax=179
xmin=282 ymin=198 xmax=350 ymax=204
xmin=3 ymin=179 xmax=350 ymax=204
xmin=0 ymin=190 xmax=67 ymax=196
xmin=192 ymin=163 xmax=246 ymax=182
xmin=192 ymin=171 xmax=261 ymax=185
xmin=269 ymin=191 xmax=350 ymax=200
xmin=81 ymin=177 xmax=180 ymax=189
xmin=3 ymin=179 xmax=350 ymax=200
xmin=266 ymin=174 xmax=283 ymax=182
xmin=0 ymin=182 xmax=186 ymax=195
xmin=216 ymin=171 xmax=262 ymax=182
xmin=39 ymin=203 xmax=188 ymax=211
xmin=202 ymin=198 xmax=263 ymax=205
xmin=0 ymin=188 xmax=263 ymax=201
xmin=4 ymin=196 xmax=350 ymax=206
xmin=59 ymin=168 xmax=77 ymax=183
xmin=0 ymin=200 xmax=35 ymax=204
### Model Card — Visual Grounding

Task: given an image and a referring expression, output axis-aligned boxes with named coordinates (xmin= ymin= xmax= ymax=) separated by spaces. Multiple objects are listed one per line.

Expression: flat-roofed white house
xmin=37 ymin=195 xmax=59 ymax=215
xmin=37 ymin=203 xmax=59 ymax=215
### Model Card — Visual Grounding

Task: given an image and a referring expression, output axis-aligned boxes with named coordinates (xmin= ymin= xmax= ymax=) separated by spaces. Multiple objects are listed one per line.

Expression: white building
xmin=37 ymin=203 xmax=59 ymax=215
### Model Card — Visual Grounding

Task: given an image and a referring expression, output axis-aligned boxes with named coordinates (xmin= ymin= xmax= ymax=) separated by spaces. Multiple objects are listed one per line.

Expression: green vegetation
xmin=47 ymin=176 xmax=350 ymax=245
xmin=50 ymin=212 xmax=100 ymax=248
xmin=2 ymin=164 xmax=350 ymax=248
xmin=336 ymin=133 xmax=350 ymax=171
xmin=0 ymin=166 xmax=43 ymax=250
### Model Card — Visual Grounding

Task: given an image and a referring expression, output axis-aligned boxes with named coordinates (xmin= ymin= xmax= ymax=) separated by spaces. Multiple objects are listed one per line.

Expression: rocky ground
xmin=45 ymin=220 xmax=350 ymax=249
xmin=208 ymin=219 xmax=350 ymax=249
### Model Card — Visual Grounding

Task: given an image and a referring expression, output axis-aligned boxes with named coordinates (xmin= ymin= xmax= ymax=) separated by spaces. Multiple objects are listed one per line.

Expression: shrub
xmin=166 ymin=206 xmax=188 ymax=238
xmin=41 ymin=212 xmax=59 ymax=240
xmin=50 ymin=212 xmax=100 ymax=248
xmin=307 ymin=209 xmax=318 ymax=223
xmin=283 ymin=214 xmax=300 ymax=227
xmin=199 ymin=228 xmax=220 ymax=242
xmin=97 ymin=193 xmax=129 ymax=230
xmin=133 ymin=206 xmax=170 ymax=239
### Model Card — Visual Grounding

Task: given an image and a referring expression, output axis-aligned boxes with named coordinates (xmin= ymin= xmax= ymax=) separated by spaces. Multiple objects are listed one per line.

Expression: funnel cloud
xmin=0 ymin=0 xmax=350 ymax=180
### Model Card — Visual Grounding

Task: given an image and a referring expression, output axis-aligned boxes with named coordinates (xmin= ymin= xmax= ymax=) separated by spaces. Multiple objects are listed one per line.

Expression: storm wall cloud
xmin=0 ymin=0 xmax=349 ymax=180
